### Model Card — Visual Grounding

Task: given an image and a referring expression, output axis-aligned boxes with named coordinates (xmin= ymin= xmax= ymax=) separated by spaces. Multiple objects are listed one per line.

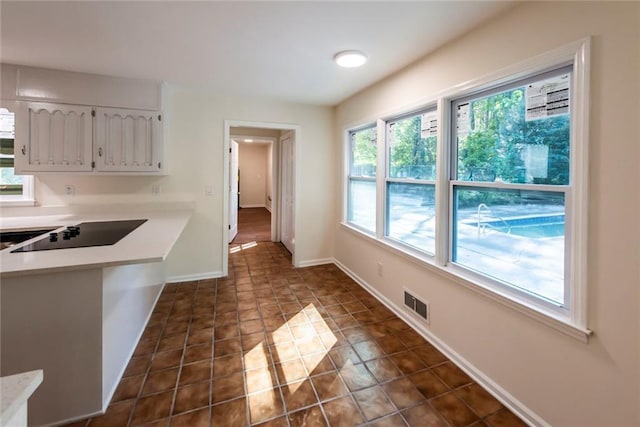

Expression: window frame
xmin=447 ymin=65 xmax=573 ymax=315
xmin=342 ymin=38 xmax=591 ymax=341
xmin=0 ymin=105 xmax=35 ymax=207
xmin=383 ymin=106 xmax=438 ymax=256
xmin=346 ymin=123 xmax=378 ymax=235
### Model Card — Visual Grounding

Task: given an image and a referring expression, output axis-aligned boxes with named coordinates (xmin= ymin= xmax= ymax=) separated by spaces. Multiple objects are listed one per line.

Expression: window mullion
xmin=375 ymin=119 xmax=386 ymax=240
xmin=450 ymin=180 xmax=569 ymax=193
xmin=435 ymin=98 xmax=450 ymax=267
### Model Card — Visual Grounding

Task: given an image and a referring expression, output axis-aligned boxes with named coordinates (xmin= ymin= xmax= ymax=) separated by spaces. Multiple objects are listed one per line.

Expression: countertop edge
xmin=0 ymin=256 xmax=165 ymax=279
xmin=0 ymin=210 xmax=192 ymax=277
xmin=0 ymin=370 xmax=44 ymax=424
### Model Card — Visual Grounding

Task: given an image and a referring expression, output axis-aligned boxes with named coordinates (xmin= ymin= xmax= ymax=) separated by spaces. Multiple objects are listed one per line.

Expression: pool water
xmin=477 ymin=215 xmax=565 ymax=238
xmin=497 ymin=222 xmax=564 ymax=238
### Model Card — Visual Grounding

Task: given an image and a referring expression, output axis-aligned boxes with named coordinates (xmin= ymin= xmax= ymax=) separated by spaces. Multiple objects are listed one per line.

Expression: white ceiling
xmin=0 ymin=1 xmax=515 ymax=106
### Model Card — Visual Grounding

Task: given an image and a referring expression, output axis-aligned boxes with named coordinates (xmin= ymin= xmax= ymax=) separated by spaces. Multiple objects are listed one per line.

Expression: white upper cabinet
xmin=95 ymin=107 xmax=163 ymax=172
xmin=15 ymin=102 xmax=93 ymax=173
xmin=3 ymin=64 xmax=166 ymax=175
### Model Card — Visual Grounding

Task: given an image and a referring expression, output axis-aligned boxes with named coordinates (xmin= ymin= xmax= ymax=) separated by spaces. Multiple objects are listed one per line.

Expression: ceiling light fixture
xmin=245 ymin=139 xmax=253 ymax=143
xmin=334 ymin=50 xmax=367 ymax=68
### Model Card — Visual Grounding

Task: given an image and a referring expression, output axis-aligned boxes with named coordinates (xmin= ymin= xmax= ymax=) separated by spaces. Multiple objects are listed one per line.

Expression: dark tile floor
xmin=64 ymin=242 xmax=526 ymax=427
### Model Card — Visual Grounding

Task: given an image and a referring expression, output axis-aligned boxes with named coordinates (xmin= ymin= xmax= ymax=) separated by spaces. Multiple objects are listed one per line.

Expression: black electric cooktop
xmin=11 ymin=219 xmax=147 ymax=253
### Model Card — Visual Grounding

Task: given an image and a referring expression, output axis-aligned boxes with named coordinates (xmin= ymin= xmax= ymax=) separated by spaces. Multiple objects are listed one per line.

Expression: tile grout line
xmin=124 ymin=285 xmax=175 ymax=427
xmin=209 ymin=277 xmax=219 ymax=426
xmin=74 ymin=243 xmax=525 ymax=427
xmin=166 ymin=282 xmax=191 ymax=427
xmin=236 ymin=249 xmax=259 ymax=427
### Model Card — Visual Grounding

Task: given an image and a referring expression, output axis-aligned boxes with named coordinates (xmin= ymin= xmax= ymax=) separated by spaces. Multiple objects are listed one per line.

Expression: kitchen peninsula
xmin=0 ymin=206 xmax=191 ymax=426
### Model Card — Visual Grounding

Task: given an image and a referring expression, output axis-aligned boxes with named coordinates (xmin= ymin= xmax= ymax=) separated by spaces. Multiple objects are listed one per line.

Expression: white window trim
xmin=345 ymin=124 xmax=378 ymax=235
xmin=0 ymin=175 xmax=35 ymax=207
xmin=382 ymin=106 xmax=438 ymax=256
xmin=341 ymin=37 xmax=591 ymax=342
xmin=0 ymin=102 xmax=36 ymax=207
xmin=448 ymin=65 xmax=574 ymax=318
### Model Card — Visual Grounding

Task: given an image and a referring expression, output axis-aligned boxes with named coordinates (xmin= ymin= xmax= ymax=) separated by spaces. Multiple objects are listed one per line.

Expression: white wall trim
xmin=166 ymin=271 xmax=225 ymax=283
xmin=297 ymin=258 xmax=334 ymax=268
xmin=333 ymin=258 xmax=549 ymax=427
xmin=39 ymin=409 xmax=105 ymax=427
xmin=239 ymin=204 xmax=266 ymax=209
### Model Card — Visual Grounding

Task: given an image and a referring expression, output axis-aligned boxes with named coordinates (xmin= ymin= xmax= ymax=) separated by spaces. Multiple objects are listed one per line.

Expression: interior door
xmin=229 ymin=140 xmax=239 ymax=242
xmin=280 ymin=132 xmax=295 ymax=254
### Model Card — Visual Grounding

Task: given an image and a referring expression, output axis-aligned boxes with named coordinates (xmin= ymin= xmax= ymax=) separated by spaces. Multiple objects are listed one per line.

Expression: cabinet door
xmin=14 ymin=102 xmax=93 ymax=173
xmin=95 ymin=107 xmax=163 ymax=172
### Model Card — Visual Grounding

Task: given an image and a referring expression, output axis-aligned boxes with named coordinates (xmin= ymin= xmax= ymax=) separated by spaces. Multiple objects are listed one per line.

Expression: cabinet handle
xmin=98 ymin=147 xmax=103 ymax=157
xmin=158 ymin=162 xmax=161 ymax=169
xmin=21 ymin=145 xmax=26 ymax=155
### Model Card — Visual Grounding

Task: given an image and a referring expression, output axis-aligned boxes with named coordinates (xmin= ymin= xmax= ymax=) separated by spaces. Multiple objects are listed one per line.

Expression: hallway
xmin=232 ymin=208 xmax=271 ymax=245
xmin=65 ymin=242 xmax=525 ymax=426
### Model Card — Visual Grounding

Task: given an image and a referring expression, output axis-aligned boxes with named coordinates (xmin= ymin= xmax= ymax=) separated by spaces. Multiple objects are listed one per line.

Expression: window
xmin=347 ymin=125 xmax=377 ymax=233
xmin=451 ymin=66 xmax=572 ymax=308
xmin=0 ymin=107 xmax=34 ymax=205
xmin=385 ymin=109 xmax=437 ymax=254
xmin=343 ymin=39 xmax=589 ymax=337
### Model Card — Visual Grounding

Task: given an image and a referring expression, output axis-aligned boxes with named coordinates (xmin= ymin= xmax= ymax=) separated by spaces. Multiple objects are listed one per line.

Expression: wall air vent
xmin=403 ymin=289 xmax=430 ymax=323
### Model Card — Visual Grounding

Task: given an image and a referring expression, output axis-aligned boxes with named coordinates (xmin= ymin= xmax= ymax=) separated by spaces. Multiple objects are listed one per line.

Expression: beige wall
xmin=238 ymin=142 xmax=269 ymax=208
xmin=34 ymin=87 xmax=335 ymax=277
xmin=334 ymin=2 xmax=639 ymax=426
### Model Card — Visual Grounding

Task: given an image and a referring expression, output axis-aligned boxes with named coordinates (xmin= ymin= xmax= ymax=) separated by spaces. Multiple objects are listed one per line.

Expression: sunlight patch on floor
xmin=278 ymin=304 xmax=336 ymax=393
xmin=230 ymin=241 xmax=259 ymax=254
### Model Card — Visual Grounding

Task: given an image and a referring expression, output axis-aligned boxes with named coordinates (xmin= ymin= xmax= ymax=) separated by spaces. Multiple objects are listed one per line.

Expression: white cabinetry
xmin=15 ymin=102 xmax=93 ymax=173
xmin=14 ymin=102 xmax=164 ymax=174
xmin=94 ymin=107 xmax=162 ymax=172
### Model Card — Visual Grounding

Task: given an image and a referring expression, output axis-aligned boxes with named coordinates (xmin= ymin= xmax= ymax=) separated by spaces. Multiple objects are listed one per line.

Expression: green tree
xmin=389 ymin=116 xmax=437 ymax=180
xmin=456 ymin=85 xmax=569 ymax=207
xmin=352 ymin=127 xmax=377 ymax=176
xmin=458 ymin=87 xmax=569 ymax=185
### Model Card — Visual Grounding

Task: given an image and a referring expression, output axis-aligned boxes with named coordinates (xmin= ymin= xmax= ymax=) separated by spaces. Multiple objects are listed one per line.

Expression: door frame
xmin=228 ymin=138 xmax=240 ymax=243
xmin=229 ymin=134 xmax=280 ymax=242
xmin=222 ymin=120 xmax=301 ymax=276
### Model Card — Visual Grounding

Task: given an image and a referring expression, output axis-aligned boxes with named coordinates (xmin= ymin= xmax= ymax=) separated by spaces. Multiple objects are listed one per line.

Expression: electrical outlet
xmin=151 ymin=184 xmax=161 ymax=195
xmin=377 ymin=261 xmax=383 ymax=277
xmin=64 ymin=185 xmax=75 ymax=196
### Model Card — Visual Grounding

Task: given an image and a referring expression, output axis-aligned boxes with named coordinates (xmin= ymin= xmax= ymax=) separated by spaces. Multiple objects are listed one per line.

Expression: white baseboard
xmin=297 ymin=258 xmax=334 ymax=268
xmin=333 ymin=258 xmax=548 ymax=427
xmin=166 ymin=271 xmax=225 ymax=283
xmin=39 ymin=409 xmax=104 ymax=427
xmin=240 ymin=204 xmax=266 ymax=208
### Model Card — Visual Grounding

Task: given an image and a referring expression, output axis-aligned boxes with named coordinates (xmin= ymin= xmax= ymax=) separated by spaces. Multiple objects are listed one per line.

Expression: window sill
xmin=0 ymin=198 xmax=36 ymax=208
xmin=339 ymin=222 xmax=593 ymax=343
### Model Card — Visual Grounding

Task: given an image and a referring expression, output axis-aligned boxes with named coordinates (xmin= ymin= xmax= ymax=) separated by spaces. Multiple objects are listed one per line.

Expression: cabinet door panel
xmin=95 ymin=107 xmax=162 ymax=172
xmin=15 ymin=102 xmax=93 ymax=173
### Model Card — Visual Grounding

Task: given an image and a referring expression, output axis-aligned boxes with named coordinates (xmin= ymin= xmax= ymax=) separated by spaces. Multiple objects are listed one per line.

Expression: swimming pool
xmin=476 ymin=214 xmax=565 ymax=238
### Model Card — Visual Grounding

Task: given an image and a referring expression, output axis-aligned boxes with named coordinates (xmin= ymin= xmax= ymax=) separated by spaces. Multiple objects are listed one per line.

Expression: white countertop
xmin=0 ymin=207 xmax=192 ymax=277
xmin=0 ymin=370 xmax=43 ymax=425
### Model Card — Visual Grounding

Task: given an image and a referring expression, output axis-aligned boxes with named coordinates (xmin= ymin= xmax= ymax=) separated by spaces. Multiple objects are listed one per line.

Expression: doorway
xmin=223 ymin=120 xmax=299 ymax=275
xmin=229 ymin=135 xmax=274 ymax=245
